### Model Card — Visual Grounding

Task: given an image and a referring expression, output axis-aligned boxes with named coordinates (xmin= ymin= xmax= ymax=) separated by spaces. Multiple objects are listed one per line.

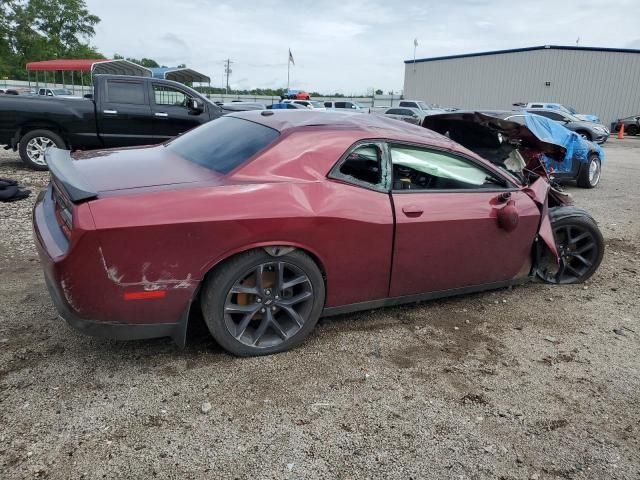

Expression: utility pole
xmin=224 ymin=58 xmax=233 ymax=94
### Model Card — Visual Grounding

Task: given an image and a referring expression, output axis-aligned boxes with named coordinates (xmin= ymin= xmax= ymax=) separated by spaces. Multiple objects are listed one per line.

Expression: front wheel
xmin=201 ymin=249 xmax=325 ymax=356
xmin=537 ymin=207 xmax=604 ymax=284
xmin=576 ymin=154 xmax=601 ymax=188
xmin=18 ymin=129 xmax=65 ymax=170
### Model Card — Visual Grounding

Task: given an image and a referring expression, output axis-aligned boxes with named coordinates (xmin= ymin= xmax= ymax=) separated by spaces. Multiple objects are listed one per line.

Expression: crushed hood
xmin=423 ymin=111 xmax=567 ymax=162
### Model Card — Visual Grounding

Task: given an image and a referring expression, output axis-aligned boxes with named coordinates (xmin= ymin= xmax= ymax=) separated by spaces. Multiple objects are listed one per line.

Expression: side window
xmin=324 ymin=102 xmax=332 ymax=107
xmin=335 ymin=102 xmax=347 ymax=108
xmin=106 ymin=81 xmax=145 ymax=105
xmin=535 ymin=111 xmax=564 ymax=121
xmin=390 ymin=145 xmax=506 ymax=191
xmin=400 ymin=109 xmax=414 ymax=116
xmin=331 ymin=144 xmax=386 ymax=190
xmin=386 ymin=108 xmax=402 ymax=115
xmin=153 ymin=85 xmax=188 ymax=106
xmin=531 ymin=104 xmax=544 ymax=108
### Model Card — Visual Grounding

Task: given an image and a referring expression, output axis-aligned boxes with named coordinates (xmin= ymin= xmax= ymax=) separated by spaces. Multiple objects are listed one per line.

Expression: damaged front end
xmin=423 ymin=112 xmax=601 ymax=282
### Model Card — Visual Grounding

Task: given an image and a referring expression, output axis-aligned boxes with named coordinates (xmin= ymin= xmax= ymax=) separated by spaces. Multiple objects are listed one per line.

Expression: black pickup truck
xmin=0 ymin=75 xmax=231 ymax=169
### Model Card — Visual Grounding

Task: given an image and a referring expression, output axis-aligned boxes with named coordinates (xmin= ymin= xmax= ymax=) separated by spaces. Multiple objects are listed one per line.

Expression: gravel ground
xmin=1 ymin=140 xmax=639 ymax=479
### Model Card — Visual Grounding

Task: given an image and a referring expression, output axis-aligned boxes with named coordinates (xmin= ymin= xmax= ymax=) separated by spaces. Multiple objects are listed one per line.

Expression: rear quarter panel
xmin=89 ymin=181 xmax=394 ymax=308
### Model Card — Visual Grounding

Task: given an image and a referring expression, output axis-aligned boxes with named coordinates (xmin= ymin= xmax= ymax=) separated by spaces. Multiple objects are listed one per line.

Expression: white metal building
xmin=403 ymin=45 xmax=640 ymax=126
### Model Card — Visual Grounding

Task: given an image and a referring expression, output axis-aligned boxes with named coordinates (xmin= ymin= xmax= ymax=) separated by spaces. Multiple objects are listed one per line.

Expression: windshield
xmin=417 ymin=101 xmax=432 ymax=110
xmin=166 ymin=116 xmax=279 ymax=174
xmin=52 ymin=89 xmax=72 ymax=95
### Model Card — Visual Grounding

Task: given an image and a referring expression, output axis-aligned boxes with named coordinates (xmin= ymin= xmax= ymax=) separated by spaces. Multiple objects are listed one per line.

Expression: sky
xmin=85 ymin=0 xmax=640 ymax=94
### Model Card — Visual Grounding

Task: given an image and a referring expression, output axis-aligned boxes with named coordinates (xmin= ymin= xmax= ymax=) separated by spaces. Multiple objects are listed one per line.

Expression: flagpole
xmin=287 ymin=49 xmax=290 ymax=90
xmin=413 ymin=41 xmax=417 ymax=72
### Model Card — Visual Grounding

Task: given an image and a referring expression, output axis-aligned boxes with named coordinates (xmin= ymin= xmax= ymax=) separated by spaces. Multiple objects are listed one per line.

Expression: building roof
xmin=405 ymin=45 xmax=640 ymax=64
xmin=149 ymin=67 xmax=210 ymax=84
xmin=26 ymin=59 xmax=151 ymax=77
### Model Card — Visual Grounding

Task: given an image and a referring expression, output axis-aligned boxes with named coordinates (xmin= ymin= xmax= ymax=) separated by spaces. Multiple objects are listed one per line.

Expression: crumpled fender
xmin=523 ymin=177 xmax=559 ymax=263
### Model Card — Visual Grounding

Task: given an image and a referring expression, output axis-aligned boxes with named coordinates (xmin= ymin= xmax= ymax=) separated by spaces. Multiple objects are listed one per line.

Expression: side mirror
xmin=188 ymin=98 xmax=205 ymax=114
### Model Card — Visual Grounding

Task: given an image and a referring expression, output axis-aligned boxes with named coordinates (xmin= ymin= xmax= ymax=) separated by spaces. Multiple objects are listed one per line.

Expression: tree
xmin=375 ymin=89 xmax=383 ymax=95
xmin=0 ymin=0 xmax=102 ymax=79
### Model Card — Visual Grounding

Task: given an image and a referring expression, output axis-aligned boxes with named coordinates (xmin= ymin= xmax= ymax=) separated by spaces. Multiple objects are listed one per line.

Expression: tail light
xmin=51 ymin=179 xmax=73 ymax=238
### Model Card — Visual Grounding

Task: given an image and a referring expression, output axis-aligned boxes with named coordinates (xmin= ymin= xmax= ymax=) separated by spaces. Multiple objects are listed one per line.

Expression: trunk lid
xmin=45 ymin=145 xmax=222 ymax=202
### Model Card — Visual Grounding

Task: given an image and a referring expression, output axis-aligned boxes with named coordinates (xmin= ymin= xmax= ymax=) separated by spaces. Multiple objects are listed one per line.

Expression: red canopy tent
xmin=25 ymin=59 xmax=151 ymax=94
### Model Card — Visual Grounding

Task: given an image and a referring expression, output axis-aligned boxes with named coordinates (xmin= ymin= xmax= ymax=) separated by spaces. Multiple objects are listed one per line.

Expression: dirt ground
xmin=1 ymin=139 xmax=639 ymax=479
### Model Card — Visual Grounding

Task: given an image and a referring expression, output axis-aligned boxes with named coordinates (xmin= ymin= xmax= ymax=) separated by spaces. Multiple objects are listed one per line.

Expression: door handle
xmin=154 ymin=112 xmax=169 ymax=118
xmin=103 ymin=109 xmax=118 ymax=115
xmin=402 ymin=205 xmax=424 ymax=216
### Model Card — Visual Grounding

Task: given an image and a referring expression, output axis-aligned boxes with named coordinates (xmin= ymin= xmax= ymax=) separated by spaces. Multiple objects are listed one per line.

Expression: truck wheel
xmin=576 ymin=154 xmax=601 ymax=188
xmin=18 ymin=129 xmax=65 ymax=170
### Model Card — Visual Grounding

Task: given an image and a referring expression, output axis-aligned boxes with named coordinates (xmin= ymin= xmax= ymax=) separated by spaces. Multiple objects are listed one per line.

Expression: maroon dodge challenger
xmin=34 ymin=111 xmax=604 ymax=356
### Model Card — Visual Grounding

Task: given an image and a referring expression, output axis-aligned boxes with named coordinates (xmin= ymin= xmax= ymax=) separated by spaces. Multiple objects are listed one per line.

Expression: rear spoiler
xmin=45 ymin=148 xmax=97 ymax=202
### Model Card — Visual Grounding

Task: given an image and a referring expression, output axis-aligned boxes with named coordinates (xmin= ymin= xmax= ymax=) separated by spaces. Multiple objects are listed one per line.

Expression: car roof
xmin=228 ymin=110 xmax=444 ymax=139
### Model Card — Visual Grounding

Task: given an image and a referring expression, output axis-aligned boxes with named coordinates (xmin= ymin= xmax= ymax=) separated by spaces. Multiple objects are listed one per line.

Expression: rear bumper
xmin=33 ymin=187 xmax=184 ymax=343
xmin=42 ymin=266 xmax=179 ymax=341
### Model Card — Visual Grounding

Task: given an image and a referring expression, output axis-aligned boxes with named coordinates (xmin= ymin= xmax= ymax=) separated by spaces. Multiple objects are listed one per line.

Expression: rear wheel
xmin=19 ymin=129 xmax=65 ymax=170
xmin=627 ymin=124 xmax=639 ymax=136
xmin=537 ymin=207 xmax=604 ymax=284
xmin=576 ymin=154 xmax=601 ymax=188
xmin=201 ymin=249 xmax=325 ymax=356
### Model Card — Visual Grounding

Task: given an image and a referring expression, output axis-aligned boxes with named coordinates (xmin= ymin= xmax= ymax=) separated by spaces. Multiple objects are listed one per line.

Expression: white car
xmin=323 ymin=100 xmax=366 ymax=113
xmin=398 ymin=100 xmax=446 ymax=115
xmin=282 ymin=99 xmax=327 ymax=110
xmin=38 ymin=88 xmax=79 ymax=99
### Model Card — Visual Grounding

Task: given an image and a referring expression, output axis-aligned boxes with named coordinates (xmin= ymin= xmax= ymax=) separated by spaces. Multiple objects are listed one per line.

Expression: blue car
xmin=423 ymin=110 xmax=605 ymax=189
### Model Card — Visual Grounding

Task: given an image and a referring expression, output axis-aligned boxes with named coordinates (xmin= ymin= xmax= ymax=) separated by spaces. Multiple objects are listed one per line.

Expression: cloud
xmin=86 ymin=0 xmax=639 ymax=94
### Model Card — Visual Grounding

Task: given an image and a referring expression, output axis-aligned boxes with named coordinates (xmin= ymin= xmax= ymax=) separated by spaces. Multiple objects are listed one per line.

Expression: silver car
xmin=525 ymin=108 xmax=609 ymax=144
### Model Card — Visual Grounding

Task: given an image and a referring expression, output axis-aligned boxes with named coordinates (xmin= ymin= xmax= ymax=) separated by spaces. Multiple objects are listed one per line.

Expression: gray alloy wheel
xmin=223 ymin=261 xmax=314 ymax=348
xmin=537 ymin=208 xmax=604 ymax=285
xmin=18 ymin=129 xmax=65 ymax=170
xmin=201 ymin=249 xmax=325 ymax=356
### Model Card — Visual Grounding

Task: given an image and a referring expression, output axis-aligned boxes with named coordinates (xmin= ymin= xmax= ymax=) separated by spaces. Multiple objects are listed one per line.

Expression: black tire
xmin=537 ymin=207 xmax=604 ymax=284
xmin=575 ymin=130 xmax=592 ymax=141
xmin=627 ymin=124 xmax=639 ymax=136
xmin=18 ymin=129 xmax=65 ymax=170
xmin=576 ymin=154 xmax=601 ymax=188
xmin=201 ymin=249 xmax=325 ymax=356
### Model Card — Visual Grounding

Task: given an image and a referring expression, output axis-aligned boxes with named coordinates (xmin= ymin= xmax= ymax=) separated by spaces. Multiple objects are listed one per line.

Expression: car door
xmin=327 ymin=142 xmax=395 ymax=304
xmin=97 ymin=78 xmax=155 ymax=147
xmin=150 ymin=83 xmax=208 ymax=141
xmin=388 ymin=143 xmax=541 ymax=297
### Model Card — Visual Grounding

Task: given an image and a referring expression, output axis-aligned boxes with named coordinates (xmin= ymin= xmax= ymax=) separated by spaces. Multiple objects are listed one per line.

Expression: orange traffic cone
xmin=618 ymin=121 xmax=625 ymax=139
